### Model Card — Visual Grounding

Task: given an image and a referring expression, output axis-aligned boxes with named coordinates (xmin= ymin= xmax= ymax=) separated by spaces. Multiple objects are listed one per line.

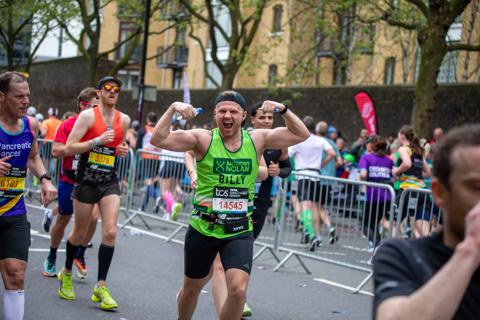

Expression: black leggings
xmin=362 ymin=201 xmax=390 ymax=246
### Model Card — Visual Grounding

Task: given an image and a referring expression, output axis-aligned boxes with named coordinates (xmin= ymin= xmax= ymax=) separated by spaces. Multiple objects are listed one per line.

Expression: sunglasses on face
xmin=103 ymin=84 xmax=120 ymax=93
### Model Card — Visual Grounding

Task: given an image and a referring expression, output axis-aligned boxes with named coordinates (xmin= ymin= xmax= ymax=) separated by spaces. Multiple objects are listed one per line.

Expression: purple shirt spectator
xmin=358 ymin=154 xmax=393 ymax=202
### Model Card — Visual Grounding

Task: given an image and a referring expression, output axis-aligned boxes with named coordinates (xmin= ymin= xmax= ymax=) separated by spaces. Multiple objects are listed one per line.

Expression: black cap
xmin=214 ymin=90 xmax=246 ymax=110
xmin=96 ymin=76 xmax=122 ymax=89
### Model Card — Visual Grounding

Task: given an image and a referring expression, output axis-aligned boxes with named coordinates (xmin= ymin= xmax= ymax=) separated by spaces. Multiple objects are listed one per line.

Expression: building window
xmin=206 ymin=61 xmax=224 ymax=88
xmin=355 ymin=23 xmax=376 ymax=54
xmin=211 ymin=1 xmax=231 ymax=48
xmin=414 ymin=48 xmax=458 ymax=83
xmin=268 ymin=64 xmax=278 ymax=86
xmin=116 ymin=22 xmax=141 ymax=62
xmin=156 ymin=46 xmax=168 ymax=66
xmin=437 ymin=51 xmax=459 ymax=83
xmin=384 ymin=57 xmax=395 ymax=84
xmin=117 ymin=70 xmax=139 ymax=89
xmin=272 ymin=5 xmax=283 ymax=33
xmin=173 ymin=69 xmax=183 ymax=89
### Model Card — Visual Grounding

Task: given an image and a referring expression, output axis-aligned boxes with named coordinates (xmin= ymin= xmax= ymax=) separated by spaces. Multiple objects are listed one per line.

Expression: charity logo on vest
xmin=214 ymin=158 xmax=252 ymax=185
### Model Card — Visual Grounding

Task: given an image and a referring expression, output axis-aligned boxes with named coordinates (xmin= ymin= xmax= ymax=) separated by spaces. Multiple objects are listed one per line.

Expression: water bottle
xmin=176 ymin=107 xmax=204 ymax=120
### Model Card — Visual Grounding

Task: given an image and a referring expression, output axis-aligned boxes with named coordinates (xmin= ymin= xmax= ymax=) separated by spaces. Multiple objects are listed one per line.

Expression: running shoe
xmin=242 ymin=302 xmax=253 ymax=317
xmin=328 ymin=227 xmax=338 ymax=244
xmin=300 ymin=233 xmax=310 ymax=244
xmin=171 ymin=202 xmax=182 ymax=221
xmin=43 ymin=258 xmax=57 ymax=277
xmin=91 ymin=285 xmax=119 ymax=310
xmin=57 ymin=268 xmax=76 ymax=300
xmin=73 ymin=257 xmax=88 ymax=279
xmin=309 ymin=238 xmax=322 ymax=252
xmin=42 ymin=209 xmax=52 ymax=233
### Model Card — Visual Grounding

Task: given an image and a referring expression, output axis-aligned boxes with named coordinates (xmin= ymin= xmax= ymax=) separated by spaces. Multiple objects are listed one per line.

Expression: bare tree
xmin=179 ymin=0 xmax=268 ymax=89
xmin=52 ymin=0 xmax=179 ymax=85
xmin=368 ymin=0 xmax=480 ymax=137
xmin=0 ymin=0 xmax=55 ymax=72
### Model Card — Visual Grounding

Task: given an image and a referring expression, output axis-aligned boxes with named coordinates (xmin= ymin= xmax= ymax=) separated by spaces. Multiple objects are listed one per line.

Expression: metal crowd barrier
xmin=117 ymin=147 xmax=135 ymax=213
xmin=120 ymin=149 xmax=192 ymax=242
xmin=261 ymin=171 xmax=396 ymax=293
xmin=26 ymin=141 xmax=446 ymax=294
xmin=395 ymin=187 xmax=443 ymax=239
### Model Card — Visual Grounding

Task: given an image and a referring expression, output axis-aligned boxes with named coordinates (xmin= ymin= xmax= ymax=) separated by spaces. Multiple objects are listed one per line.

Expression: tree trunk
xmin=89 ymin=56 xmax=98 ymax=87
xmin=220 ymin=63 xmax=237 ymax=90
xmin=411 ymin=28 xmax=447 ymax=138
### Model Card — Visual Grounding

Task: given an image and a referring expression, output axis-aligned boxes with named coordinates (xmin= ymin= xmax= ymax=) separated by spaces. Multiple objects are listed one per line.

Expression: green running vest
xmin=190 ymin=128 xmax=258 ymax=239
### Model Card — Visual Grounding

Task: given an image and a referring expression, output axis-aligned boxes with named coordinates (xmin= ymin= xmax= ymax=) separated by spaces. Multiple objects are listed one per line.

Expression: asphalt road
xmin=3 ymin=204 xmax=372 ymax=320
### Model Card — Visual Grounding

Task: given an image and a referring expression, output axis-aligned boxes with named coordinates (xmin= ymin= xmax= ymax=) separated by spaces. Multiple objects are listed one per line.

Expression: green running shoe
xmin=43 ymin=258 xmax=57 ymax=277
xmin=92 ymin=285 xmax=119 ymax=310
xmin=242 ymin=302 xmax=252 ymax=317
xmin=171 ymin=202 xmax=182 ymax=221
xmin=57 ymin=268 xmax=76 ymax=300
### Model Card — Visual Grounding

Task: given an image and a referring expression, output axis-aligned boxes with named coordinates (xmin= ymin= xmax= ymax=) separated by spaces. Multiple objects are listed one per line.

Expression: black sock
xmin=98 ymin=243 xmax=115 ymax=282
xmin=75 ymin=245 xmax=87 ymax=260
xmin=65 ymin=240 xmax=79 ymax=271
xmin=48 ymin=247 xmax=57 ymax=261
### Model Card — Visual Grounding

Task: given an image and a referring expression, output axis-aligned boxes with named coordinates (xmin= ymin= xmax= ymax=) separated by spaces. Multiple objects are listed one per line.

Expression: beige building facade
xmin=98 ymin=1 xmax=480 ymax=90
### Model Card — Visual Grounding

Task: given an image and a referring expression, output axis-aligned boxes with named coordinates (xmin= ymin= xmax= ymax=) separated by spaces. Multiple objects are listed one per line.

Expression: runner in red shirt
xmin=42 ymin=87 xmax=101 ymax=280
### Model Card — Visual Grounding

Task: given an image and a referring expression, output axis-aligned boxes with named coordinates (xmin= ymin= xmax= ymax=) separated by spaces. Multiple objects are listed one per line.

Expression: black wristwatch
xmin=39 ymin=174 xmax=52 ymax=183
xmin=279 ymin=104 xmax=289 ymax=114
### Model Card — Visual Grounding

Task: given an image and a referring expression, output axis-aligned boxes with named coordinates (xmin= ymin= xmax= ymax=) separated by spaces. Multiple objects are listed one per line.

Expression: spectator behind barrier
xmin=373 ymin=124 xmax=480 ymax=320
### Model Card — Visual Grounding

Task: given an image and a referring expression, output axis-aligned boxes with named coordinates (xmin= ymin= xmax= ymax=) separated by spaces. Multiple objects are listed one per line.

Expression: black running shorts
xmin=297 ymin=179 xmax=331 ymax=205
xmin=73 ymin=179 xmax=120 ymax=204
xmin=184 ymin=226 xmax=254 ymax=279
xmin=159 ymin=160 xmax=185 ymax=179
xmin=0 ymin=214 xmax=30 ymax=261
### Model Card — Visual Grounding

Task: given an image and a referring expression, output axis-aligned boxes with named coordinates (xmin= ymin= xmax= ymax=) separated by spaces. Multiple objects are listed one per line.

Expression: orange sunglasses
xmin=103 ymin=84 xmax=120 ymax=92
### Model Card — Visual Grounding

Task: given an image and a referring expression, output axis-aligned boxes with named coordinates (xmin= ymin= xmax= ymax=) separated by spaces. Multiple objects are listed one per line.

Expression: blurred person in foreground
xmin=373 ymin=124 xmax=480 ymax=320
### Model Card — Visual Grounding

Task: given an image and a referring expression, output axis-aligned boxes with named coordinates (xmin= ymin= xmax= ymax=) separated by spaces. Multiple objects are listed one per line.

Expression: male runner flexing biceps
xmin=151 ymin=90 xmax=309 ymax=320
xmin=57 ymin=77 xmax=129 ymax=311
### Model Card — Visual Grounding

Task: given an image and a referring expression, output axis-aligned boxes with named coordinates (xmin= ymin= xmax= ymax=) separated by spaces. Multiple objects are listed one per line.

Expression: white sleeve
xmin=323 ymin=139 xmax=333 ymax=151
xmin=288 ymin=145 xmax=296 ymax=157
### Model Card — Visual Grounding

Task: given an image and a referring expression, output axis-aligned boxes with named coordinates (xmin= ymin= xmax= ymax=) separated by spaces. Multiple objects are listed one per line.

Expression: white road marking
xmin=29 ymin=248 xmax=66 ymax=253
xmin=120 ymin=225 xmax=185 ymax=245
xmin=313 ymin=278 xmax=373 ymax=296
xmin=30 ymin=229 xmax=52 ymax=240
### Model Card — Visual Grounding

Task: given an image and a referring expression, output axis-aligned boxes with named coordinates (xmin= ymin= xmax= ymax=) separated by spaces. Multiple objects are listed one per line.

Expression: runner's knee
xmin=102 ymin=226 xmax=117 ymax=244
xmin=4 ymin=264 xmax=25 ymax=288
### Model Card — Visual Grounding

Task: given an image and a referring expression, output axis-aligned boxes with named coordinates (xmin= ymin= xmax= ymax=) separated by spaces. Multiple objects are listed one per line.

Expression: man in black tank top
xmin=250 ymin=102 xmax=291 ymax=239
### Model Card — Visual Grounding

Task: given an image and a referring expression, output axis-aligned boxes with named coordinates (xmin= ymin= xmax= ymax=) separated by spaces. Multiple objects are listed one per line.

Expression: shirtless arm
xmin=51 ymin=142 xmax=66 ymax=158
xmin=64 ymin=110 xmax=114 ymax=156
xmin=27 ymin=117 xmax=57 ymax=205
xmin=258 ymin=156 xmax=268 ymax=181
xmin=185 ymin=150 xmax=198 ymax=189
xmin=150 ymin=102 xmax=206 ymax=154
xmin=116 ymin=113 xmax=131 ymax=157
xmin=251 ymin=101 xmax=309 ymax=152
xmin=392 ymin=147 xmax=411 ymax=177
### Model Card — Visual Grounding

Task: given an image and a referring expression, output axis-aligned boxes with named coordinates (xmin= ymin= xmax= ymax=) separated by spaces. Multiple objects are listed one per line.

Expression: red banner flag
xmin=354 ymin=91 xmax=377 ymax=135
